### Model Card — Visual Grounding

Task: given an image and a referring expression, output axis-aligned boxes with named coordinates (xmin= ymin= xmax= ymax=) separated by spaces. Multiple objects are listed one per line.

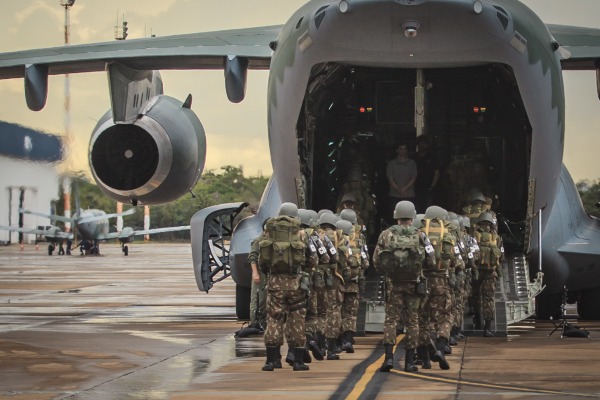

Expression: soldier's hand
xmin=252 ymin=270 xmax=261 ymax=284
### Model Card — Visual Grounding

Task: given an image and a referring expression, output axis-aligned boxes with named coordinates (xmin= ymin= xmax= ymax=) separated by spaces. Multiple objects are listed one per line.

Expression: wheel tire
xmin=578 ymin=288 xmax=600 ymax=320
xmin=123 ymin=246 xmax=129 ymax=256
xmin=236 ymin=285 xmax=251 ymax=320
xmin=535 ymin=292 xmax=562 ymax=320
xmin=48 ymin=244 xmax=54 ymax=256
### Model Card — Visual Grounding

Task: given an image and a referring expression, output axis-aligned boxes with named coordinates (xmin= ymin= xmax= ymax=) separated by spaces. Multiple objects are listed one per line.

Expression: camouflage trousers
xmin=324 ymin=278 xmax=344 ymax=339
xmin=264 ymin=288 xmax=308 ymax=348
xmin=384 ymin=281 xmax=421 ymax=349
xmin=419 ymin=275 xmax=452 ymax=343
xmin=452 ymin=272 xmax=467 ymax=328
xmin=481 ymin=274 xmax=497 ymax=321
xmin=305 ymin=286 xmax=327 ymax=335
xmin=341 ymin=285 xmax=359 ymax=333
xmin=250 ymin=269 xmax=267 ymax=327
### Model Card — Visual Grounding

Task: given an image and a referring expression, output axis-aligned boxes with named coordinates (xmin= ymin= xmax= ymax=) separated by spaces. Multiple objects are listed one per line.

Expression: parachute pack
xmin=258 ymin=216 xmax=306 ymax=274
xmin=378 ymin=225 xmax=424 ymax=282
xmin=423 ymin=219 xmax=457 ymax=270
xmin=474 ymin=230 xmax=501 ymax=272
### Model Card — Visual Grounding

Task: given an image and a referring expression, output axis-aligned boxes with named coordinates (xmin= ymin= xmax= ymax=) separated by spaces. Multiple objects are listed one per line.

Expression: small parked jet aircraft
xmin=0 ymin=1 xmax=599 ymax=323
xmin=3 ymin=206 xmax=189 ymax=256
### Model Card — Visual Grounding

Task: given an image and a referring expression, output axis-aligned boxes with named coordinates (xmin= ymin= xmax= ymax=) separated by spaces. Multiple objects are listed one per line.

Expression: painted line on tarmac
xmin=389 ymin=369 xmax=600 ymax=398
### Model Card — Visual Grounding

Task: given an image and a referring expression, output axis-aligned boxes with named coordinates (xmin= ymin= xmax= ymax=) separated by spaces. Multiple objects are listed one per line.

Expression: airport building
xmin=0 ymin=121 xmax=63 ymax=245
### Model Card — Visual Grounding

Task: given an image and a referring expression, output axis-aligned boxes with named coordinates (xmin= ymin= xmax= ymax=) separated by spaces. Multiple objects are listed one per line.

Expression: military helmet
xmin=412 ymin=214 xmax=425 ymax=229
xmin=317 ymin=209 xmax=334 ymax=218
xmin=462 ymin=215 xmax=471 ymax=228
xmin=297 ymin=209 xmax=312 ymax=227
xmin=478 ymin=212 xmax=494 ymax=225
xmin=319 ymin=212 xmax=339 ymax=227
xmin=306 ymin=209 xmax=319 ymax=226
xmin=340 ymin=209 xmax=357 ymax=224
xmin=336 ymin=220 xmax=353 ymax=235
xmin=448 ymin=211 xmax=458 ymax=220
xmin=450 ymin=218 xmax=460 ymax=229
xmin=457 ymin=216 xmax=465 ymax=230
xmin=278 ymin=202 xmax=298 ymax=217
xmin=469 ymin=190 xmax=486 ymax=204
xmin=425 ymin=205 xmax=446 ymax=220
xmin=341 ymin=192 xmax=358 ymax=205
xmin=394 ymin=201 xmax=417 ymax=219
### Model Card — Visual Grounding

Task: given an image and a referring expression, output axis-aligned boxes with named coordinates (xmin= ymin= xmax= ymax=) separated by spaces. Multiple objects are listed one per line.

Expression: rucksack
xmin=258 ymin=216 xmax=306 ymax=274
xmin=378 ymin=225 xmax=424 ymax=282
xmin=474 ymin=229 xmax=501 ymax=272
xmin=423 ymin=219 xmax=457 ymax=270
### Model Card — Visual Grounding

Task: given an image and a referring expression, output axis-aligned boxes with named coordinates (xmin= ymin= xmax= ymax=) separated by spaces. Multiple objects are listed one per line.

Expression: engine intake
xmin=89 ymin=95 xmax=206 ymax=205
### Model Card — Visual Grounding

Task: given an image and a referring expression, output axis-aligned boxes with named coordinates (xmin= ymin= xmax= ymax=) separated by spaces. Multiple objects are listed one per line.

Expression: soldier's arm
xmin=248 ymin=236 xmax=262 ymax=283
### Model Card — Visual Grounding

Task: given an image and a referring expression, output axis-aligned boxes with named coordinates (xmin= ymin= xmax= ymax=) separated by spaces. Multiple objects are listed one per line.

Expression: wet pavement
xmin=1 ymin=243 xmax=600 ymax=399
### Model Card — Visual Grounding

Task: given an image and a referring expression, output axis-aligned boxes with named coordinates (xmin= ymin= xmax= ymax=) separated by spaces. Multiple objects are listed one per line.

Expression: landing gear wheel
xmin=48 ymin=244 xmax=54 ymax=256
xmin=535 ymin=291 xmax=562 ymax=320
xmin=123 ymin=245 xmax=129 ymax=256
xmin=236 ymin=285 xmax=251 ymax=320
xmin=577 ymin=288 xmax=600 ymax=320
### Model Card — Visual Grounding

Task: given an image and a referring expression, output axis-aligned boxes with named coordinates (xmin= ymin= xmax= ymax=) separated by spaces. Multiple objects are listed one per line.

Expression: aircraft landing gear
xmin=122 ymin=245 xmax=129 ymax=256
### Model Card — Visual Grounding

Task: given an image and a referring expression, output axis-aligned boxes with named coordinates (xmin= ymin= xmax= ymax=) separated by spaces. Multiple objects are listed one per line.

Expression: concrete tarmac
xmin=1 ymin=243 xmax=600 ymax=399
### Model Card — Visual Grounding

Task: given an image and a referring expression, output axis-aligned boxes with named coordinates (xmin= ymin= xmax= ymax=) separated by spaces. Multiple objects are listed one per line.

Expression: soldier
xmin=374 ymin=201 xmax=433 ymax=372
xmin=336 ymin=219 xmax=368 ymax=354
xmin=462 ymin=190 xmax=487 ymax=234
xmin=317 ymin=212 xmax=344 ymax=360
xmin=340 ymin=208 xmax=369 ymax=316
xmin=260 ymin=202 xmax=317 ymax=371
xmin=418 ymin=205 xmax=457 ymax=370
xmin=298 ymin=208 xmax=327 ymax=361
xmin=448 ymin=213 xmax=472 ymax=343
xmin=473 ymin=212 xmax=503 ymax=337
xmin=248 ymin=219 xmax=269 ymax=332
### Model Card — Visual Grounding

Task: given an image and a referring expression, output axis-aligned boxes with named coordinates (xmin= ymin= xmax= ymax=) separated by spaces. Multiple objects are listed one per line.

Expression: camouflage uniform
xmin=474 ymin=222 xmax=502 ymax=335
xmin=338 ymin=228 xmax=369 ymax=351
xmin=261 ymin=218 xmax=318 ymax=349
xmin=248 ymin=234 xmax=267 ymax=328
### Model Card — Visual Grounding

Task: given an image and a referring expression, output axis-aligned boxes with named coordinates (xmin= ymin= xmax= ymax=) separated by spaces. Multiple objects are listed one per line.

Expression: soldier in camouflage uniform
xmin=336 ymin=219 xmax=369 ymax=354
xmin=318 ymin=212 xmax=345 ymax=360
xmin=462 ymin=190 xmax=487 ymax=235
xmin=448 ymin=213 xmax=473 ymax=343
xmin=473 ymin=212 xmax=502 ymax=337
xmin=248 ymin=220 xmax=269 ymax=331
xmin=261 ymin=202 xmax=318 ymax=372
xmin=418 ymin=205 xmax=458 ymax=370
xmin=374 ymin=201 xmax=434 ymax=372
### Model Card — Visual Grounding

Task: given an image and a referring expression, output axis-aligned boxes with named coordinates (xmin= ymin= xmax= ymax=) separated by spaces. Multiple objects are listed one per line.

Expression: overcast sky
xmin=0 ymin=0 xmax=598 ymax=182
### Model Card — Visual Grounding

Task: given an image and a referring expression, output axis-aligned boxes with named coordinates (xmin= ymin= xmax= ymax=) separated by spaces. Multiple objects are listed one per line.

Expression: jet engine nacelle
xmin=89 ymin=95 xmax=206 ymax=205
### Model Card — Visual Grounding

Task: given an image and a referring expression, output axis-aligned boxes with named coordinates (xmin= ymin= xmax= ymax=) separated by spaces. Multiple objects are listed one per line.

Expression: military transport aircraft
xmin=2 ymin=206 xmax=190 ymax=256
xmin=0 ymin=0 xmax=599 ymax=322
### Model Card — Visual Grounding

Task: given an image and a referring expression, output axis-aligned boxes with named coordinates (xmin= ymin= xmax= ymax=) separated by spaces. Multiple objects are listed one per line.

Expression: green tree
xmin=577 ymin=179 xmax=600 ymax=219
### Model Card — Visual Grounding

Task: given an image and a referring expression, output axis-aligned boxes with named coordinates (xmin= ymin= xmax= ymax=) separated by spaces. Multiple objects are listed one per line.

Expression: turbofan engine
xmin=89 ymin=95 xmax=206 ymax=205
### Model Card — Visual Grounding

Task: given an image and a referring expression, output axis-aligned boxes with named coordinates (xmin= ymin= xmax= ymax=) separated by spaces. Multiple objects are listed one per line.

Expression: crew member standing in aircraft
xmin=260 ymin=203 xmax=317 ymax=372
xmin=415 ymin=135 xmax=440 ymax=212
xmin=473 ymin=212 xmax=502 ymax=337
xmin=386 ymin=143 xmax=417 ymax=225
xmin=374 ymin=201 xmax=434 ymax=372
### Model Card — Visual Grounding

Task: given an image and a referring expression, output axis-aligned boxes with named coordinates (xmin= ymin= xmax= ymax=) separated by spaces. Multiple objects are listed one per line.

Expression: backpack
xmin=258 ymin=216 xmax=306 ymax=274
xmin=378 ymin=225 xmax=424 ymax=282
xmin=423 ymin=219 xmax=457 ymax=270
xmin=474 ymin=229 xmax=501 ymax=272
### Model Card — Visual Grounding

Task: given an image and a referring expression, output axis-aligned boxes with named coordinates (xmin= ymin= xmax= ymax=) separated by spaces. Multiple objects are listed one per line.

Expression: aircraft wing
xmin=98 ymin=225 xmax=190 ymax=240
xmin=0 ymin=25 xmax=281 ymax=79
xmin=19 ymin=208 xmax=76 ymax=224
xmin=78 ymin=207 xmax=136 ymax=224
xmin=0 ymin=225 xmax=73 ymax=240
xmin=548 ymin=24 xmax=600 ymax=70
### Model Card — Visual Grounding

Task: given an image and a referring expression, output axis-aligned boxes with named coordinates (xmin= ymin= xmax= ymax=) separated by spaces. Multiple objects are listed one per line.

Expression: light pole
xmin=59 ymin=0 xmax=75 ymax=232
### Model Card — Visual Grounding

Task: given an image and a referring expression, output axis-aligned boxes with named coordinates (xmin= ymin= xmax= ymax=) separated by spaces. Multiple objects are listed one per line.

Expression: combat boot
xmin=434 ymin=338 xmax=450 ymax=370
xmin=303 ymin=346 xmax=312 ymax=363
xmin=285 ymin=348 xmax=294 ymax=366
xmin=484 ymin=319 xmax=495 ymax=337
xmin=341 ymin=331 xmax=355 ymax=353
xmin=292 ymin=347 xmax=310 ymax=371
xmin=404 ymin=348 xmax=418 ymax=372
xmin=274 ymin=346 xmax=282 ymax=368
xmin=327 ymin=338 xmax=340 ymax=360
xmin=262 ymin=346 xmax=278 ymax=371
xmin=379 ymin=343 xmax=394 ymax=372
xmin=307 ymin=333 xmax=324 ymax=361
xmin=317 ymin=332 xmax=327 ymax=355
xmin=417 ymin=345 xmax=431 ymax=369
xmin=449 ymin=327 xmax=458 ymax=345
